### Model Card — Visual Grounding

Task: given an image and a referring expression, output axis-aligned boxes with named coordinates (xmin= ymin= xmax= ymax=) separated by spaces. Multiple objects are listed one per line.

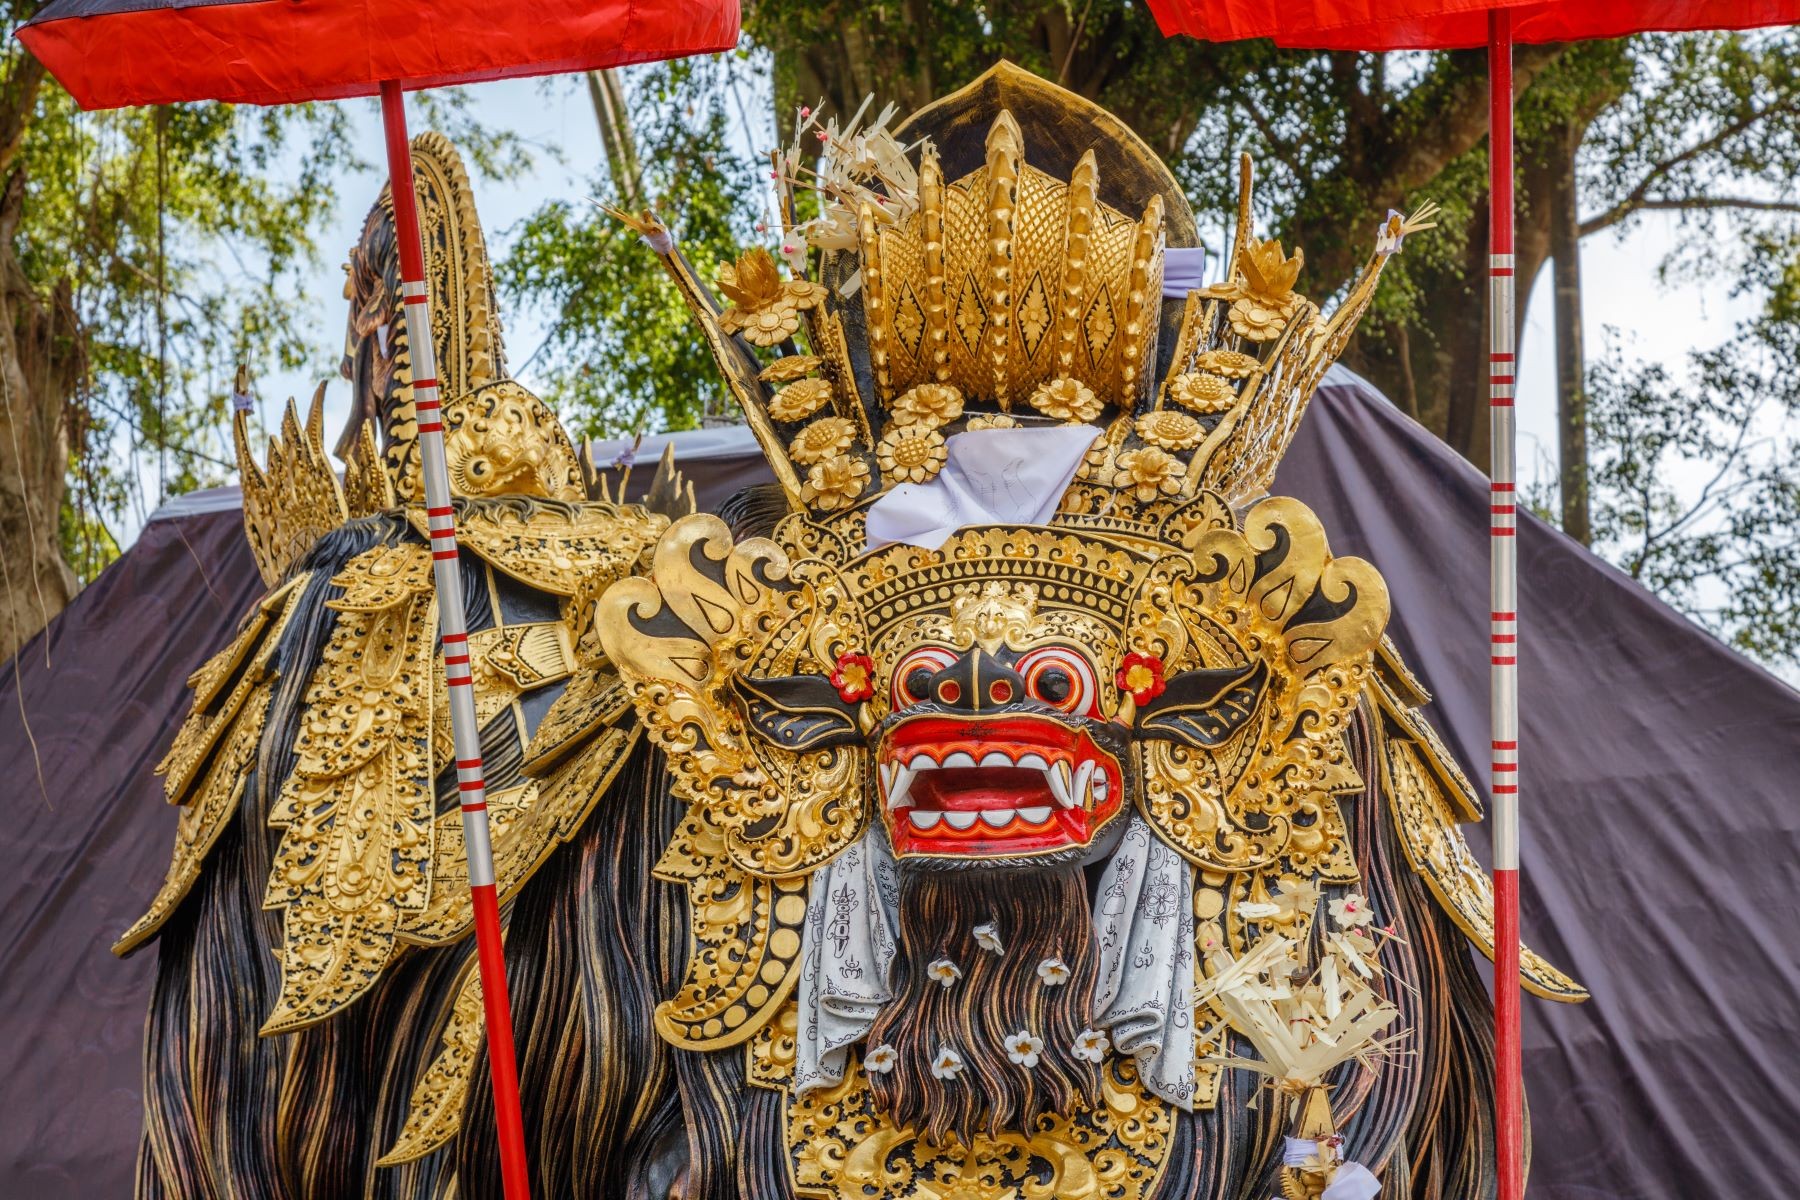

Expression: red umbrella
xmin=1145 ymin=4 xmax=1800 ymax=1199
xmin=16 ymin=3 xmax=740 ymax=1197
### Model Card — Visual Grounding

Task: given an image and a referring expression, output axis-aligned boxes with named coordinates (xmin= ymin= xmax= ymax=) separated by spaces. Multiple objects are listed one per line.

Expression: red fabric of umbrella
xmin=1146 ymin=0 xmax=1800 ymax=46
xmin=18 ymin=0 xmax=740 ymax=108
xmin=16 ymin=3 xmax=739 ymax=1198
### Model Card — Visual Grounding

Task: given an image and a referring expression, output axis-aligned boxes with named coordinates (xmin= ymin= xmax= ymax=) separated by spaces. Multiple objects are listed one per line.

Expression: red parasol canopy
xmin=17 ymin=0 xmax=740 ymax=109
xmin=1145 ymin=0 xmax=1800 ymax=47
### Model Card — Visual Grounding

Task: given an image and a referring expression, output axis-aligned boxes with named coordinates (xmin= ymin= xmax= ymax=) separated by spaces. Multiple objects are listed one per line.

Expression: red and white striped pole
xmin=380 ymin=80 xmax=533 ymax=1200
xmin=1486 ymin=15 xmax=1523 ymax=1200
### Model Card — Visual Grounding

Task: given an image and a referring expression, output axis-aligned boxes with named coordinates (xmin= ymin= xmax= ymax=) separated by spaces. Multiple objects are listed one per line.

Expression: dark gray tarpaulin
xmin=2 ymin=371 xmax=1795 ymax=1197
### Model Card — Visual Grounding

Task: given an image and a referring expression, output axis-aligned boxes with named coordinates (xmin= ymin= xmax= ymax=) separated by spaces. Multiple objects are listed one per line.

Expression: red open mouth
xmin=877 ymin=715 xmax=1124 ymax=858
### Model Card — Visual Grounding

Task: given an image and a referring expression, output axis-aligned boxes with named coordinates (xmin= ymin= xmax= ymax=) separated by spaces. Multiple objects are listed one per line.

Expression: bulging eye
xmin=1016 ymin=646 xmax=1099 ymax=716
xmin=891 ymin=646 xmax=957 ymax=708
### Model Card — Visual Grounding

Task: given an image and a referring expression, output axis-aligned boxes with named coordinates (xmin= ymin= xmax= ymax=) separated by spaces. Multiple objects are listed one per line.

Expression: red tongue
xmin=912 ymin=767 xmax=1053 ymax=811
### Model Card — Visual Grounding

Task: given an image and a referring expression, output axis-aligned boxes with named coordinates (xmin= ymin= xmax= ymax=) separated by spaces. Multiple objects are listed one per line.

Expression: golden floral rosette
xmin=801 ymin=453 xmax=871 ymax=510
xmin=789 ymin=416 xmax=857 ymax=465
xmin=1029 ymin=376 xmax=1103 ymax=423
xmin=877 ymin=425 xmax=948 ymax=485
xmin=716 ymin=248 xmax=828 ymax=347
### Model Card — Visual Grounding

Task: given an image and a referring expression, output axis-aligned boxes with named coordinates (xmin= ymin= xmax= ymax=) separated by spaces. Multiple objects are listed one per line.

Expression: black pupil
xmin=1036 ymin=667 xmax=1072 ymax=703
xmin=905 ymin=667 xmax=936 ymax=700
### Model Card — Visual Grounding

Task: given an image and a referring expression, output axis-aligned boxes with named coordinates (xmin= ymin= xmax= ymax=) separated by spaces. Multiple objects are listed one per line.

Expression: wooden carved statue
xmin=124 ymin=65 xmax=1582 ymax=1200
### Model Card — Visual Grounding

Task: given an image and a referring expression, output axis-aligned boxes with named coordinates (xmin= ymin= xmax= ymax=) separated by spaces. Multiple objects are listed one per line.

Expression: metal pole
xmin=379 ymin=79 xmax=533 ymax=1200
xmin=1486 ymin=14 xmax=1523 ymax=1200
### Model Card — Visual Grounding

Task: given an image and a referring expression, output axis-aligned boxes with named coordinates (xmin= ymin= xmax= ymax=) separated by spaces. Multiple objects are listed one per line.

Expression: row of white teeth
xmin=878 ymin=753 xmax=1109 ymax=814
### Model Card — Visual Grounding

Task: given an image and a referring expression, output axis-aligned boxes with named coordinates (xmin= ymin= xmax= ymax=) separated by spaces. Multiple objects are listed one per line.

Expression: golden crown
xmin=619 ymin=63 xmax=1433 ymax=541
xmin=859 ymin=110 xmax=1166 ymax=414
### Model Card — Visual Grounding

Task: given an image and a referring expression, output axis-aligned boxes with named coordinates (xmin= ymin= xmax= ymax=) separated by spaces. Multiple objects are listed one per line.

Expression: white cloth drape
xmin=792 ymin=827 xmax=901 ymax=1096
xmin=1091 ymin=815 xmax=1199 ymax=1108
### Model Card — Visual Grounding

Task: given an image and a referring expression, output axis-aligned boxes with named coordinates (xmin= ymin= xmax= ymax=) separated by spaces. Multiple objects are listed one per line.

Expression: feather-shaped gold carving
xmin=261 ymin=543 xmax=438 ymax=1033
xmin=116 ymin=576 xmax=310 ymax=955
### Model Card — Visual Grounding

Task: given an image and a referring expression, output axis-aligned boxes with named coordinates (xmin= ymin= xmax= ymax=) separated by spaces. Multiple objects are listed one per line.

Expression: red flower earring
xmin=1115 ymin=651 xmax=1166 ymax=705
xmin=830 ymin=652 xmax=877 ymax=703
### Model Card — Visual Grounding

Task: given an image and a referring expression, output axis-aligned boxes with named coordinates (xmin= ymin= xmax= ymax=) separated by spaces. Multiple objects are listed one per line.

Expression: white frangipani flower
xmin=973 ymin=921 xmax=1005 ymax=955
xmin=1037 ymin=956 xmax=1070 ymax=986
xmin=927 ymin=958 xmax=963 ymax=987
xmin=1004 ymin=1031 xmax=1044 ymax=1069
xmin=1071 ymin=1028 xmax=1111 ymax=1063
xmin=930 ymin=1045 xmax=965 ymax=1079
xmin=864 ymin=1043 xmax=898 ymax=1074
xmin=1329 ymin=892 xmax=1374 ymax=929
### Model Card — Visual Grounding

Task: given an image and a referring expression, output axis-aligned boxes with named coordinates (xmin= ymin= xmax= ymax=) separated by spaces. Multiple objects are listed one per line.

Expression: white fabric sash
xmin=792 ymin=829 xmax=901 ymax=1096
xmin=1091 ymin=815 xmax=1198 ymax=1108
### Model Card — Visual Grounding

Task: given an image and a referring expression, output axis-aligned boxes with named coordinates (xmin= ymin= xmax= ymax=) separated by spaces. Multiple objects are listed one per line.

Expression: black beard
xmin=866 ymin=866 xmax=1101 ymax=1145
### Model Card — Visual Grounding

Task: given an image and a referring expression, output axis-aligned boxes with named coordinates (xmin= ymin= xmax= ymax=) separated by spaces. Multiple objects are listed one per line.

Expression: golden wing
xmin=261 ymin=542 xmax=440 ymax=1034
xmin=114 ymin=574 xmax=310 ymax=955
xmin=1370 ymin=641 xmax=1587 ymax=1002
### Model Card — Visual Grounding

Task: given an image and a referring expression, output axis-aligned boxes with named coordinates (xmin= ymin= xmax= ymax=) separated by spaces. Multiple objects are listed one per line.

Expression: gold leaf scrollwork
xmin=261 ymin=543 xmax=438 ymax=1033
xmin=652 ymin=806 xmax=809 ymax=1050
xmin=1379 ymin=725 xmax=1587 ymax=1002
xmin=376 ymin=959 xmax=484 ymax=1166
xmin=786 ymin=1056 xmax=1173 ymax=1200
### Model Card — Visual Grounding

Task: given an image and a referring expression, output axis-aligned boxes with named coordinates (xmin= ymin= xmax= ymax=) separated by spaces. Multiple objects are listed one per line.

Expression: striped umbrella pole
xmin=380 ymin=80 xmax=533 ymax=1200
xmin=1486 ymin=16 xmax=1523 ymax=1200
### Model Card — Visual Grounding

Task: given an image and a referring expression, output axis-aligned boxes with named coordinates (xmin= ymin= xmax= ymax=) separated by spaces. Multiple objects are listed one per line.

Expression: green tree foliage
xmin=1583 ymin=321 xmax=1800 ymax=666
xmin=499 ymin=56 xmax=757 ymax=439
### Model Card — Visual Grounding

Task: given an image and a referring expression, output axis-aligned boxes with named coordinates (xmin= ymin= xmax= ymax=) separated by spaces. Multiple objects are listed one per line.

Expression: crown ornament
xmin=620 ymin=63 xmax=1435 ymax=544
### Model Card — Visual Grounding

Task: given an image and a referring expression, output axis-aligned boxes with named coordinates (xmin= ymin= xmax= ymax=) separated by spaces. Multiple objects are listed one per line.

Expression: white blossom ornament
xmin=927 ymin=958 xmax=963 ymax=987
xmin=1037 ymin=957 xmax=1070 ymax=986
xmin=1072 ymin=1028 xmax=1110 ymax=1063
xmin=930 ymin=1046 xmax=965 ymax=1080
xmin=1330 ymin=892 xmax=1374 ymax=929
xmin=973 ymin=922 xmax=1005 ymax=955
xmin=1004 ymin=1031 xmax=1044 ymax=1069
xmin=864 ymin=1043 xmax=898 ymax=1074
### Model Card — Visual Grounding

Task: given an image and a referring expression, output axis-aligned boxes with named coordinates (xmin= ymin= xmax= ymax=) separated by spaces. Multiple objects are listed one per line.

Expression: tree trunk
xmin=0 ymin=167 xmax=83 ymax=663
xmin=1548 ymin=120 xmax=1590 ymax=544
xmin=587 ymin=69 xmax=643 ymax=209
xmin=0 ymin=54 xmax=82 ymax=663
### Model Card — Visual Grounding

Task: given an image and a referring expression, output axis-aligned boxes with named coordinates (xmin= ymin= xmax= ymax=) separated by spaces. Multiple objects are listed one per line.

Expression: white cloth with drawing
xmin=865 ymin=425 xmax=1101 ymax=550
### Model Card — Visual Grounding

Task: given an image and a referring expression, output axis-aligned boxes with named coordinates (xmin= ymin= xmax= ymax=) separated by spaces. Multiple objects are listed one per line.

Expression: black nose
xmin=927 ymin=649 xmax=1027 ymax=713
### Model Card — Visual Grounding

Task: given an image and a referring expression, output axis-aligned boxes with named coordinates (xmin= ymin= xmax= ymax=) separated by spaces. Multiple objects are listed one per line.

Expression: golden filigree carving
xmin=1126 ymin=497 xmax=1381 ymax=882
xmin=1379 ymin=724 xmax=1588 ymax=1002
xmin=786 ymin=1055 xmax=1173 ymax=1200
xmin=746 ymin=997 xmax=801 ymax=1091
xmin=262 ymin=543 xmax=437 ymax=1033
xmin=442 ymin=380 xmax=584 ymax=501
xmin=376 ymin=959 xmax=483 ymax=1166
xmin=116 ymin=577 xmax=310 ymax=954
xmin=653 ymin=805 xmax=809 ymax=1049
xmin=410 ymin=500 xmax=667 ymax=598
xmin=238 ymin=389 xmax=347 ymax=587
xmin=859 ymin=109 xmax=1163 ymax=415
xmin=342 ymin=417 xmax=398 ymax=517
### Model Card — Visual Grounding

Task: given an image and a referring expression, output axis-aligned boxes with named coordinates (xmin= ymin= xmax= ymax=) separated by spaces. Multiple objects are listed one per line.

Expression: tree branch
xmin=1580 ymin=194 xmax=1800 ymax=236
xmin=1578 ymin=93 xmax=1800 ymax=235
